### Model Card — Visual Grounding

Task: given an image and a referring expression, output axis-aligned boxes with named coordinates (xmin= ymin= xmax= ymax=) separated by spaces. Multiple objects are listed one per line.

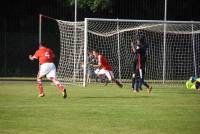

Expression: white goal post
xmin=40 ymin=15 xmax=200 ymax=87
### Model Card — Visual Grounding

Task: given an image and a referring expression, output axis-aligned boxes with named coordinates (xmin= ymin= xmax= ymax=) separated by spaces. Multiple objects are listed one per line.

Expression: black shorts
xmin=195 ymin=81 xmax=200 ymax=89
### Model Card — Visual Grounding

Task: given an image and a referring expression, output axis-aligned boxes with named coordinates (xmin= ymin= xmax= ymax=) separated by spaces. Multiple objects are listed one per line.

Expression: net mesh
xmin=55 ymin=19 xmax=200 ymax=86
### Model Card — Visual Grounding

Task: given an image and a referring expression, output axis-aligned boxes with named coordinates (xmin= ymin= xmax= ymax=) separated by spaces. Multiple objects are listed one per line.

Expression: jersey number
xmin=44 ymin=51 xmax=50 ymax=59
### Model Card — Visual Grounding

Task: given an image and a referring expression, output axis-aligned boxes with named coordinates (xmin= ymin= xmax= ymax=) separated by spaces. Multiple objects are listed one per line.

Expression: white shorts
xmin=94 ymin=69 xmax=100 ymax=74
xmin=38 ymin=63 xmax=56 ymax=79
xmin=96 ymin=68 xmax=114 ymax=81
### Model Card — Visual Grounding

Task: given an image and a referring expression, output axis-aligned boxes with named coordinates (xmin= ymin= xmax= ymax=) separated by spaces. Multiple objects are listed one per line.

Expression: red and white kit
xmin=96 ymin=54 xmax=114 ymax=81
xmin=33 ymin=47 xmax=56 ymax=79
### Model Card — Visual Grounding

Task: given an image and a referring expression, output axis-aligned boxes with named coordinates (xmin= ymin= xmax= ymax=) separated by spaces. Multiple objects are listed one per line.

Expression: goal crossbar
xmin=85 ymin=18 xmax=200 ymax=24
xmin=39 ymin=15 xmax=200 ymax=87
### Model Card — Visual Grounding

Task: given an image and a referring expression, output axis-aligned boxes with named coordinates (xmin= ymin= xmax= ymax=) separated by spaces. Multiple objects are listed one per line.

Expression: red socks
xmin=37 ymin=79 xmax=44 ymax=94
xmin=50 ymin=77 xmax=65 ymax=92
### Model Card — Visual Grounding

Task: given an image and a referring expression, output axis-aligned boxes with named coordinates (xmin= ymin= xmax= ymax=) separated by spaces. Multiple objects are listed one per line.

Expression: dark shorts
xmin=195 ymin=81 xmax=200 ymax=89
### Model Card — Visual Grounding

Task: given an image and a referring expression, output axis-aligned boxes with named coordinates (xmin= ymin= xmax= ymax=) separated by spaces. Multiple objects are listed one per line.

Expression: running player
xmin=29 ymin=44 xmax=67 ymax=98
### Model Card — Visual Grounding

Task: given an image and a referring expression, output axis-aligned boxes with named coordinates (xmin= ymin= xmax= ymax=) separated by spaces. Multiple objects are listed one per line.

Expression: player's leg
xmin=88 ymin=69 xmax=92 ymax=83
xmin=86 ymin=72 xmax=90 ymax=83
xmin=131 ymin=58 xmax=138 ymax=91
xmin=95 ymin=69 xmax=108 ymax=85
xmin=132 ymin=73 xmax=136 ymax=91
xmin=105 ymin=70 xmax=123 ymax=88
xmin=86 ymin=68 xmax=92 ymax=84
xmin=37 ymin=76 xmax=45 ymax=97
xmin=195 ymin=81 xmax=200 ymax=92
xmin=37 ymin=65 xmax=48 ymax=97
xmin=141 ymin=78 xmax=152 ymax=93
xmin=94 ymin=68 xmax=100 ymax=82
xmin=139 ymin=78 xmax=143 ymax=90
xmin=139 ymin=66 xmax=144 ymax=91
xmin=46 ymin=63 xmax=67 ymax=98
xmin=49 ymin=77 xmax=67 ymax=98
xmin=140 ymin=68 xmax=152 ymax=93
xmin=134 ymin=79 xmax=140 ymax=92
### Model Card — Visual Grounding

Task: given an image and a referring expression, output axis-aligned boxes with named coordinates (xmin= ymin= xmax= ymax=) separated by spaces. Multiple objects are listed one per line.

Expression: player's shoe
xmin=133 ymin=89 xmax=139 ymax=93
xmin=148 ymin=86 xmax=152 ymax=93
xmin=38 ymin=93 xmax=45 ymax=97
xmin=119 ymin=83 xmax=123 ymax=88
xmin=104 ymin=80 xmax=109 ymax=86
xmin=62 ymin=89 xmax=67 ymax=99
xmin=115 ymin=80 xmax=123 ymax=88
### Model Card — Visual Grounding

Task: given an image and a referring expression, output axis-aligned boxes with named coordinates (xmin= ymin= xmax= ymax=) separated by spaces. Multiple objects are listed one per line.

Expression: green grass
xmin=0 ymin=82 xmax=200 ymax=134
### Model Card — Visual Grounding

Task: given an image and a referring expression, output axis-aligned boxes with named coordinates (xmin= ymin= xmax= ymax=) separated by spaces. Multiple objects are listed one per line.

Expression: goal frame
xmin=83 ymin=18 xmax=200 ymax=87
xmin=39 ymin=14 xmax=200 ymax=87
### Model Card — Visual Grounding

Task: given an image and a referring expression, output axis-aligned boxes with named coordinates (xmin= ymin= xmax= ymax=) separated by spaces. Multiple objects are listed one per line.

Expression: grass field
xmin=0 ymin=81 xmax=200 ymax=134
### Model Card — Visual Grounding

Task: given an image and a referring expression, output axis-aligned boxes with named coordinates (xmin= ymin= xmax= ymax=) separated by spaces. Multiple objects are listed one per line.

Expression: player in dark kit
xmin=131 ymin=37 xmax=152 ymax=93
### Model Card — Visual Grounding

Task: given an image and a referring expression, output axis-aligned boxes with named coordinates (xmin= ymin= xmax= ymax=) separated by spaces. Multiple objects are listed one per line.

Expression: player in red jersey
xmin=29 ymin=44 xmax=67 ymax=98
xmin=92 ymin=49 xmax=123 ymax=88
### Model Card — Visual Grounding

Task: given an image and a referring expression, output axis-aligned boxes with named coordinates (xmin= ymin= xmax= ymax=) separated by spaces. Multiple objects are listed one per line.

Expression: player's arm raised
xmin=29 ymin=55 xmax=36 ymax=61
xmin=29 ymin=51 xmax=38 ymax=61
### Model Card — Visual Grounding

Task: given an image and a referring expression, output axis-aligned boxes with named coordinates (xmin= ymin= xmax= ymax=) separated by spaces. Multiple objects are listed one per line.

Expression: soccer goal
xmin=40 ymin=15 xmax=200 ymax=87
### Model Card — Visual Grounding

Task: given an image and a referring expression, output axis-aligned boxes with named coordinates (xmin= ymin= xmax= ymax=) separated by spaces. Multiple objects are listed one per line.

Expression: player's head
xmin=39 ymin=43 xmax=47 ymax=48
xmin=88 ymin=50 xmax=93 ymax=55
xmin=136 ymin=36 xmax=145 ymax=45
xmin=92 ymin=49 xmax=100 ymax=57
xmin=136 ymin=37 xmax=141 ymax=45
xmin=190 ymin=76 xmax=197 ymax=83
xmin=136 ymin=40 xmax=139 ymax=45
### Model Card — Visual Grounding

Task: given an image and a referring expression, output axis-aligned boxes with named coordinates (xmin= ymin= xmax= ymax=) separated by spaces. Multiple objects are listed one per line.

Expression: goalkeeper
xmin=86 ymin=51 xmax=95 ymax=84
xmin=186 ymin=76 xmax=200 ymax=91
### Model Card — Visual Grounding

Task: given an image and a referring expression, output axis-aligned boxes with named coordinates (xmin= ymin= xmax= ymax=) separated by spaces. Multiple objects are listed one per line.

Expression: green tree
xmin=64 ymin=0 xmax=112 ymax=13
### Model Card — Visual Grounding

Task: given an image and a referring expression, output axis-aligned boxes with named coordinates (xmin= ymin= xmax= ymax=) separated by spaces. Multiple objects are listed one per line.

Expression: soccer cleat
xmin=133 ymin=89 xmax=139 ymax=93
xmin=119 ymin=83 xmax=123 ymax=88
xmin=39 ymin=93 xmax=45 ymax=97
xmin=148 ymin=86 xmax=152 ymax=93
xmin=62 ymin=89 xmax=67 ymax=99
xmin=104 ymin=80 xmax=109 ymax=86
xmin=115 ymin=80 xmax=123 ymax=88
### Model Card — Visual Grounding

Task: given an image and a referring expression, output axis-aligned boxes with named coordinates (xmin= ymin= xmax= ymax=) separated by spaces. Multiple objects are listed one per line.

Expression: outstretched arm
xmin=29 ymin=55 xmax=36 ymax=61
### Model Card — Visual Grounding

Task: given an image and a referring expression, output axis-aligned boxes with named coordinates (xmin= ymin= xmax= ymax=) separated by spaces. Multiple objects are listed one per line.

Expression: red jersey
xmin=97 ymin=54 xmax=112 ymax=71
xmin=33 ymin=47 xmax=55 ymax=64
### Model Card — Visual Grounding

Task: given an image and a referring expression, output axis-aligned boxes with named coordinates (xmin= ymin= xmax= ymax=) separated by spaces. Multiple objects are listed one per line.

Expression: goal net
xmin=53 ymin=18 xmax=200 ymax=86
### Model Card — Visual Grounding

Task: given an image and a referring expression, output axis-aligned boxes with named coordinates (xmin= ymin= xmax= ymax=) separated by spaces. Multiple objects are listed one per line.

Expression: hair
xmin=93 ymin=48 xmax=100 ymax=53
xmin=88 ymin=50 xmax=93 ymax=54
xmin=39 ymin=43 xmax=47 ymax=47
xmin=138 ymin=35 xmax=145 ymax=44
